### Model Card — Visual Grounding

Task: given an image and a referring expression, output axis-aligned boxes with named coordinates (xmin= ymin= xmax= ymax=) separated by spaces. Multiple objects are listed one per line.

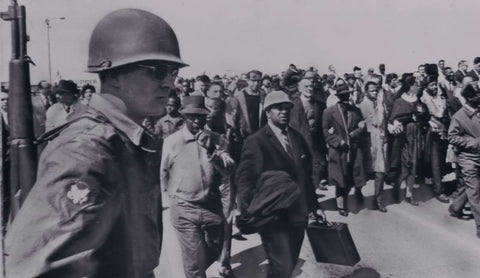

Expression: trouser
xmin=258 ymin=221 xmax=306 ymax=278
xmin=455 ymin=156 xmax=480 ymax=232
xmin=170 ymin=197 xmax=224 ymax=278
xmin=452 ymin=165 xmax=466 ymax=197
xmin=430 ymin=137 xmax=447 ymax=194
xmin=374 ymin=172 xmax=385 ymax=205
xmin=336 ymin=187 xmax=350 ymax=209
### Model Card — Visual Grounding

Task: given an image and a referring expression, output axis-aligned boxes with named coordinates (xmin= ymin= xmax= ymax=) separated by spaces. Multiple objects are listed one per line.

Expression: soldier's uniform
xmin=4 ymin=8 xmax=188 ymax=278
xmin=5 ymin=94 xmax=162 ymax=277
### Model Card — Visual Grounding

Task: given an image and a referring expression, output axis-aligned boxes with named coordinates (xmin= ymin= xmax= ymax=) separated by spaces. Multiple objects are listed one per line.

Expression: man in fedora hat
xmin=323 ymin=84 xmax=367 ymax=216
xmin=161 ymin=95 xmax=235 ymax=278
xmin=236 ymin=90 xmax=326 ymax=278
xmin=45 ymin=80 xmax=86 ymax=131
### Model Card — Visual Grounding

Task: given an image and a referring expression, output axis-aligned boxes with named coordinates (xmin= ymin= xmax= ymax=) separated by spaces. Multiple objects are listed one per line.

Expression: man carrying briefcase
xmin=236 ymin=91 xmax=327 ymax=278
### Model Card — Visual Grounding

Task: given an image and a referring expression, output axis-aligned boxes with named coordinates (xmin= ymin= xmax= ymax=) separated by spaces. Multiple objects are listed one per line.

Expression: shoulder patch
xmin=66 ymin=182 xmax=91 ymax=205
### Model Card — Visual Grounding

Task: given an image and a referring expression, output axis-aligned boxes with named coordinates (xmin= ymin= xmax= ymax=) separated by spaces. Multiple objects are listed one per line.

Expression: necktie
xmin=281 ymin=129 xmax=294 ymax=159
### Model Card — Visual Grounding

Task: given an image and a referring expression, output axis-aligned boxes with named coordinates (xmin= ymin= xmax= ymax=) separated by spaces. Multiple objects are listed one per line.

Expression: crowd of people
xmin=2 ymin=8 xmax=480 ymax=278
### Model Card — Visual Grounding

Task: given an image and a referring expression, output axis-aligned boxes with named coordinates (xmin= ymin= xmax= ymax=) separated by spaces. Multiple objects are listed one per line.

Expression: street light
xmin=45 ymin=16 xmax=65 ymax=83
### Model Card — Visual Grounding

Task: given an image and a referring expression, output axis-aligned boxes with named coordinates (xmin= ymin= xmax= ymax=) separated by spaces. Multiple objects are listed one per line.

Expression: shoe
xmin=377 ymin=203 xmax=388 ymax=213
xmin=436 ymin=194 xmax=450 ymax=203
xmin=448 ymin=205 xmax=464 ymax=219
xmin=406 ymin=197 xmax=419 ymax=206
xmin=339 ymin=209 xmax=349 ymax=217
xmin=232 ymin=232 xmax=247 ymax=241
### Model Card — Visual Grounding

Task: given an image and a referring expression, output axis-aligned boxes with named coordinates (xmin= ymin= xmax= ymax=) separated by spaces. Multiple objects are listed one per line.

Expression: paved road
xmin=156 ymin=181 xmax=480 ymax=278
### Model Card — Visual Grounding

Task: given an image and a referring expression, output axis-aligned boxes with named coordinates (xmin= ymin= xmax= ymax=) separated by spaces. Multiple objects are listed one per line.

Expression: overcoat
xmin=236 ymin=125 xmax=317 ymax=227
xmin=322 ymin=103 xmax=367 ymax=188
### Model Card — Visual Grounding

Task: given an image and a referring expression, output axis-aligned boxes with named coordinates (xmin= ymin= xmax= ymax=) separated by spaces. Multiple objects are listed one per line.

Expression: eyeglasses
xmin=137 ymin=64 xmax=179 ymax=81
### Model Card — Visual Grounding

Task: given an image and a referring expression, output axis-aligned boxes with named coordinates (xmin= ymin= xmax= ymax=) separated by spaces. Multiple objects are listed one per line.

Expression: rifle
xmin=1 ymin=0 xmax=37 ymax=221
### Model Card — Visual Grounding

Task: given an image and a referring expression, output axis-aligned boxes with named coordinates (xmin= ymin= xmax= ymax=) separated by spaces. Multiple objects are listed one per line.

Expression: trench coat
xmin=322 ymin=103 xmax=367 ymax=188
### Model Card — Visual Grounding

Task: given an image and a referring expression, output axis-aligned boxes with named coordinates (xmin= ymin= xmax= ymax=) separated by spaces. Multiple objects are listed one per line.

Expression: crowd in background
xmin=2 ymin=57 xmax=480 ymax=277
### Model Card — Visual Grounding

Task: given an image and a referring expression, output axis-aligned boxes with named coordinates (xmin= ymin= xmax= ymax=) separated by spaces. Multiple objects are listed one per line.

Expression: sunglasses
xmin=137 ymin=64 xmax=179 ymax=81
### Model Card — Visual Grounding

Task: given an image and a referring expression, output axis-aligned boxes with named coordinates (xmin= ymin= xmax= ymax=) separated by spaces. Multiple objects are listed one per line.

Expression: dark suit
xmin=322 ymin=103 xmax=366 ymax=189
xmin=467 ymin=69 xmax=480 ymax=82
xmin=290 ymin=96 xmax=327 ymax=185
xmin=236 ymin=124 xmax=317 ymax=278
xmin=454 ymin=70 xmax=466 ymax=84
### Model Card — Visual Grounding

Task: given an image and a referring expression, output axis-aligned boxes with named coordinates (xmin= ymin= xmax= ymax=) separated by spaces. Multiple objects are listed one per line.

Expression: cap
xmin=263 ymin=90 xmax=293 ymax=110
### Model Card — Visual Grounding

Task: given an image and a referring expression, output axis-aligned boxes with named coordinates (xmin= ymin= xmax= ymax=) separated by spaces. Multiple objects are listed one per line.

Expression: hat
xmin=282 ymin=68 xmax=301 ymax=87
xmin=54 ymin=80 xmax=78 ymax=94
xmin=426 ymin=75 xmax=438 ymax=84
xmin=345 ymin=73 xmax=355 ymax=80
xmin=335 ymin=84 xmax=352 ymax=95
xmin=263 ymin=90 xmax=293 ymax=110
xmin=179 ymin=96 xmax=209 ymax=114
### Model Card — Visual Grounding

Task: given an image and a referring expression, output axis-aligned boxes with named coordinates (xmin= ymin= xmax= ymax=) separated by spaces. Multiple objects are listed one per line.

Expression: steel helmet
xmin=87 ymin=9 xmax=188 ymax=72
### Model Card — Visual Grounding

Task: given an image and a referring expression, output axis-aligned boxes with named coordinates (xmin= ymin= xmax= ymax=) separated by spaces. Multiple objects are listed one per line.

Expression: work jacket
xmin=5 ymin=94 xmax=162 ymax=278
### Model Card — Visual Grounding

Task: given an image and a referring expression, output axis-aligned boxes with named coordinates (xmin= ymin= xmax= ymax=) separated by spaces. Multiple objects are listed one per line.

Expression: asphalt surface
xmin=156 ymin=180 xmax=480 ymax=278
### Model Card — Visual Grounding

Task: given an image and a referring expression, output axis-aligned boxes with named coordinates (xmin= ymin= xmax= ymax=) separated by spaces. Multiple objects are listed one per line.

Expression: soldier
xmin=4 ymin=9 xmax=187 ymax=277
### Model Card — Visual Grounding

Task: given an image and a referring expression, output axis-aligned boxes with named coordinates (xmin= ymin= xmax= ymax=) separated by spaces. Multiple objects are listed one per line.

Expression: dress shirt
xmin=267 ymin=121 xmax=293 ymax=156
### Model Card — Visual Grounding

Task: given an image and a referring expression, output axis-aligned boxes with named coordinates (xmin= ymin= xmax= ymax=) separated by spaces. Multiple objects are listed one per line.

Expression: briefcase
xmin=306 ymin=221 xmax=360 ymax=266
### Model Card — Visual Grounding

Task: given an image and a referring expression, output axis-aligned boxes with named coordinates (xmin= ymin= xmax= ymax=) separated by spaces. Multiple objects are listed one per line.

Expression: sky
xmin=1 ymin=0 xmax=479 ymax=86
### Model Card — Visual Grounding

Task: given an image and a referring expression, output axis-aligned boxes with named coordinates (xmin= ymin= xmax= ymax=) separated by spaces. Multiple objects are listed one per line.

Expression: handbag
xmin=306 ymin=221 xmax=360 ymax=266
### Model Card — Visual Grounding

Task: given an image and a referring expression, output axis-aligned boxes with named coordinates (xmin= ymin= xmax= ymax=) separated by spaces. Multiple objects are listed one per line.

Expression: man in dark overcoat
xmin=236 ymin=90 xmax=325 ymax=278
xmin=323 ymin=84 xmax=367 ymax=216
xmin=290 ymin=77 xmax=328 ymax=189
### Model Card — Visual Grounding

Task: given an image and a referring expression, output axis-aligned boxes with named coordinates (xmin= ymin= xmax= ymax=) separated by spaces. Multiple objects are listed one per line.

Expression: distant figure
xmin=80 ymin=83 xmax=96 ymax=106
xmin=454 ymin=60 xmax=468 ymax=84
xmin=154 ymin=95 xmax=184 ymax=139
xmin=467 ymin=57 xmax=480 ymax=82
xmin=31 ymin=80 xmax=53 ymax=137
xmin=45 ymin=80 xmax=86 ymax=132
xmin=232 ymin=70 xmax=266 ymax=139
